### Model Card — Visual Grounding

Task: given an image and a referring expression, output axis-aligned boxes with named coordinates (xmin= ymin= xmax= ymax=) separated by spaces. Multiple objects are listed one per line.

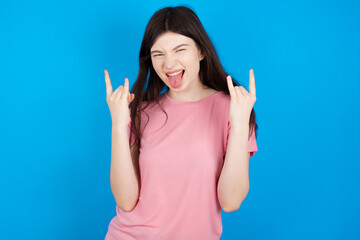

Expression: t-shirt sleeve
xmin=226 ymin=121 xmax=258 ymax=157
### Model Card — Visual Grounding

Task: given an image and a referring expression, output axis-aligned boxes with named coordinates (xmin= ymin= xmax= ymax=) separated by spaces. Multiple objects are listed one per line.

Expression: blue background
xmin=1 ymin=0 xmax=359 ymax=239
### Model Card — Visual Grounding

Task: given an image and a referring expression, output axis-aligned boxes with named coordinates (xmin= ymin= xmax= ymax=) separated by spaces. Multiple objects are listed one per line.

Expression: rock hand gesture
xmin=226 ymin=69 xmax=257 ymax=130
xmin=104 ymin=70 xmax=135 ymax=129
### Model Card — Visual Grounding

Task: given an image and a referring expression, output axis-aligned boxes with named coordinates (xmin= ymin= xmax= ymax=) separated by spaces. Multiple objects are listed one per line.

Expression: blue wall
xmin=1 ymin=0 xmax=359 ymax=239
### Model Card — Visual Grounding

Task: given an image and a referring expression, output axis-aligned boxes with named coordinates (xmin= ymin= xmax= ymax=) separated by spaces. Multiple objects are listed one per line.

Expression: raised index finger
xmin=249 ymin=69 xmax=256 ymax=96
xmin=104 ymin=70 xmax=113 ymax=97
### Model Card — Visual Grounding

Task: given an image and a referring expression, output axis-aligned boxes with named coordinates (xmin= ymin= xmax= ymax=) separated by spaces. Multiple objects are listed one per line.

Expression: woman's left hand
xmin=226 ymin=69 xmax=257 ymax=129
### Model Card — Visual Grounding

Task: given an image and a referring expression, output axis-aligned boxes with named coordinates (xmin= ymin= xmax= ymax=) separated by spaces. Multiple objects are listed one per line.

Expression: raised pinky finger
xmin=227 ymin=76 xmax=236 ymax=97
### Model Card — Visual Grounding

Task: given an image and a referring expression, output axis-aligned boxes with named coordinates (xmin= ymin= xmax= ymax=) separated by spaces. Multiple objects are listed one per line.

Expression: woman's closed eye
xmin=153 ymin=49 xmax=186 ymax=57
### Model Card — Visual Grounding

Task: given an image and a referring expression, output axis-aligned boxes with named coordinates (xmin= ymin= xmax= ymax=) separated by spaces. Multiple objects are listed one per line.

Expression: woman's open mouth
xmin=167 ymin=70 xmax=184 ymax=88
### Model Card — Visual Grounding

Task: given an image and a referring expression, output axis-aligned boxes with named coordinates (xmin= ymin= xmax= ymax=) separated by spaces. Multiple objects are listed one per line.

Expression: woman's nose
xmin=164 ymin=55 xmax=177 ymax=69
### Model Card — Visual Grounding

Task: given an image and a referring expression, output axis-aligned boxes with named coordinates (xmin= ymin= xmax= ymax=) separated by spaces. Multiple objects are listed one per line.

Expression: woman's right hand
xmin=104 ymin=70 xmax=135 ymax=128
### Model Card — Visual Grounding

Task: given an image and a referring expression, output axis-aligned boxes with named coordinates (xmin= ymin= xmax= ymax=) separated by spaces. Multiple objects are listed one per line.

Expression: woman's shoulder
xmin=138 ymin=95 xmax=165 ymax=115
xmin=214 ymin=90 xmax=230 ymax=102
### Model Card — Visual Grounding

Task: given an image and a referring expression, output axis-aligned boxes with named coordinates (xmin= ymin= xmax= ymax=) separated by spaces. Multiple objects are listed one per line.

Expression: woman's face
xmin=150 ymin=31 xmax=204 ymax=91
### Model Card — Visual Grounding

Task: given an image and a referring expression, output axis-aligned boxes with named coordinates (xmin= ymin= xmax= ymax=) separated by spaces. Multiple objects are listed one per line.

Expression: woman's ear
xmin=199 ymin=51 xmax=205 ymax=61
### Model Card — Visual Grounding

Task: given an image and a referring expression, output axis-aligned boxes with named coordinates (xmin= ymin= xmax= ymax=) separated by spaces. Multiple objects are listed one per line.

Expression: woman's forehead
xmin=151 ymin=32 xmax=194 ymax=50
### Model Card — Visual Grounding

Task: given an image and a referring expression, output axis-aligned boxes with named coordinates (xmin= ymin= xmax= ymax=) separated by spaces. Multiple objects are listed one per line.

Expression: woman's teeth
xmin=167 ymin=70 xmax=183 ymax=77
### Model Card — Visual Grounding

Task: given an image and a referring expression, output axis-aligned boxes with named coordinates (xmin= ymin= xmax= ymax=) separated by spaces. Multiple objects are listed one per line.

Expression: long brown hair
xmin=128 ymin=5 xmax=258 ymax=148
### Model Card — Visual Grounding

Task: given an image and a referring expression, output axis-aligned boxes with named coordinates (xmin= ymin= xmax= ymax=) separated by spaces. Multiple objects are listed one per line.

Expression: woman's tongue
xmin=168 ymin=71 xmax=184 ymax=88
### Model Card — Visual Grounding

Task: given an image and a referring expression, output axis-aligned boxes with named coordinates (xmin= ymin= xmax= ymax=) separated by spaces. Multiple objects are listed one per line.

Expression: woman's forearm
xmin=217 ymin=122 xmax=250 ymax=212
xmin=109 ymin=125 xmax=140 ymax=212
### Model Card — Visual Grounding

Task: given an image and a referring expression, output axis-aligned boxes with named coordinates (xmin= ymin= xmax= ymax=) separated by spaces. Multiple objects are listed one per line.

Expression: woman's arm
xmin=110 ymin=125 xmax=140 ymax=212
xmin=219 ymin=70 xmax=256 ymax=212
xmin=217 ymin=121 xmax=250 ymax=213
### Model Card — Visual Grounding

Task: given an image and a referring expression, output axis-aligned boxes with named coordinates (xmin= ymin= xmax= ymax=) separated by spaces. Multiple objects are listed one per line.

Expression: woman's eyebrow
xmin=151 ymin=44 xmax=189 ymax=54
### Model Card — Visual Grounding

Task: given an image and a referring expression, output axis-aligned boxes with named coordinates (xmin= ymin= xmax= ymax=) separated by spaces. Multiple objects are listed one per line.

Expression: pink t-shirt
xmin=105 ymin=91 xmax=258 ymax=240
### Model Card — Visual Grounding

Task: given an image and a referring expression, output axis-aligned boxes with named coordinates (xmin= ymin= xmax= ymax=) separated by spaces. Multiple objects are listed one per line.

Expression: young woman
xmin=104 ymin=5 xmax=258 ymax=240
